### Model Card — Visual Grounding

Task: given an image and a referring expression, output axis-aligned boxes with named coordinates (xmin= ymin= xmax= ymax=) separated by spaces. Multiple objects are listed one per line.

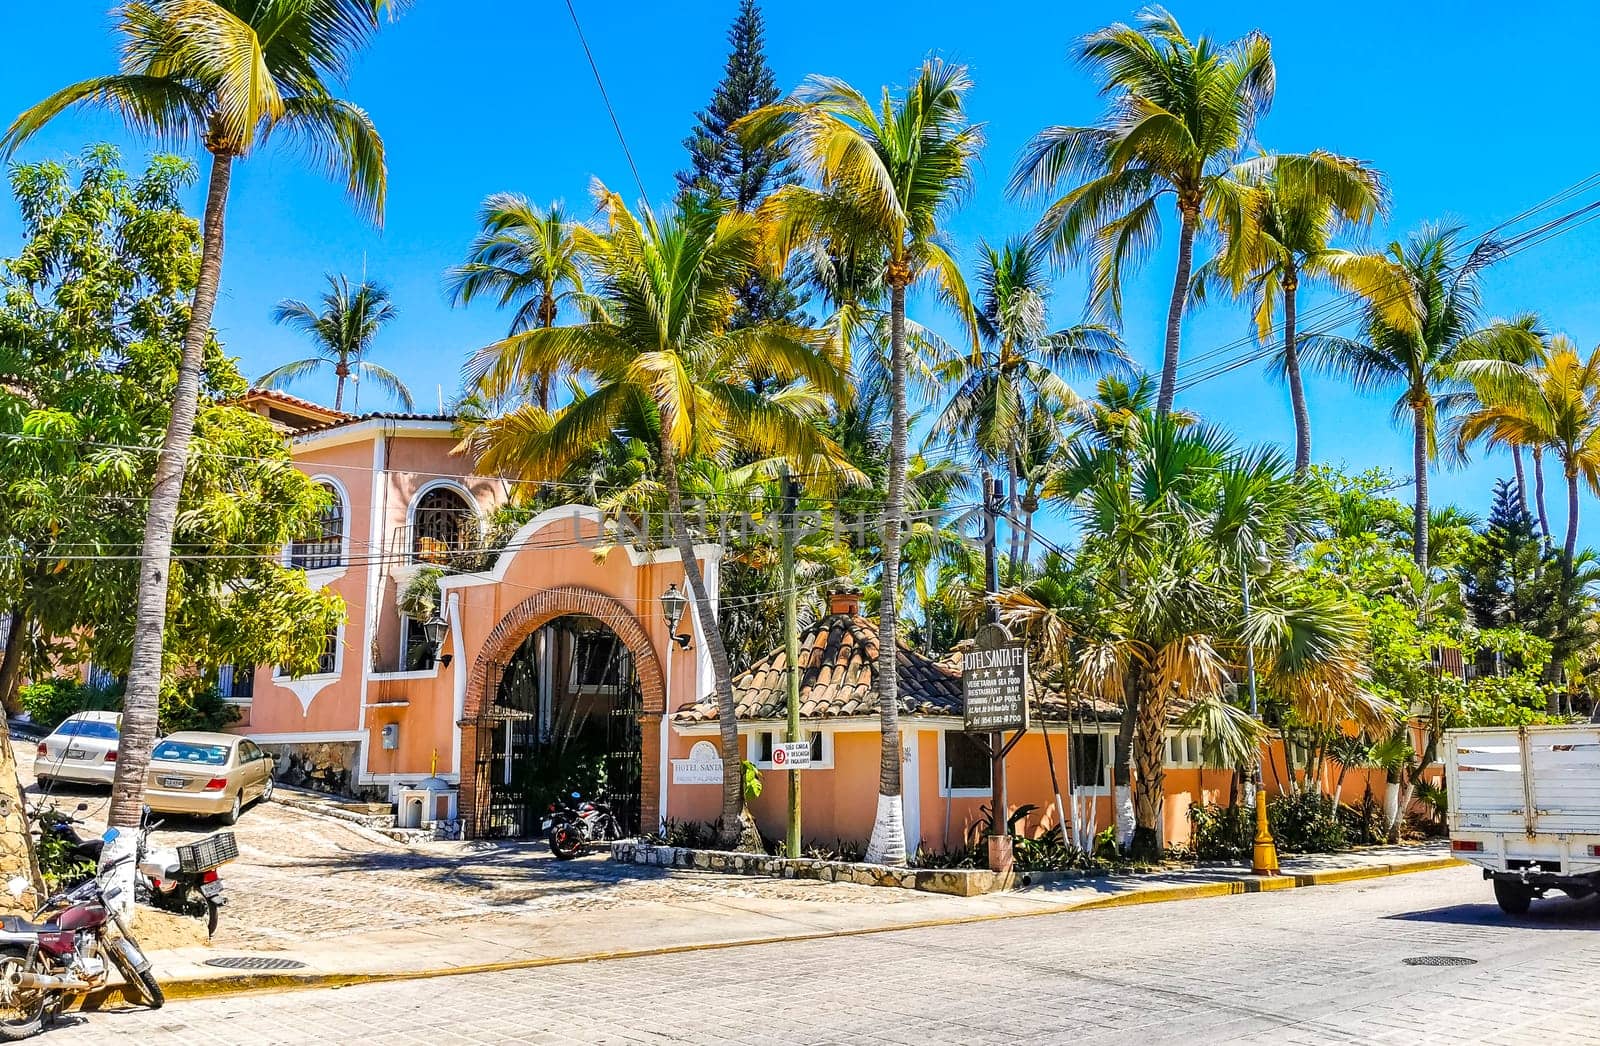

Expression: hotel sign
xmin=671 ymin=740 xmax=724 ymax=785
xmin=962 ymin=628 xmax=1030 ymax=734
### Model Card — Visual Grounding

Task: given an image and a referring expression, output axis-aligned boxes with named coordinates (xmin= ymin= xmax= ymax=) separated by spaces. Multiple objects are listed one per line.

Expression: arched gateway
xmin=458 ymin=586 xmax=665 ymax=839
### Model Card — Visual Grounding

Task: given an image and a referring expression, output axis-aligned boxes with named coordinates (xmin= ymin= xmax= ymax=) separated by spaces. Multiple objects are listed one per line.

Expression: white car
xmin=34 ymin=711 xmax=122 ymax=788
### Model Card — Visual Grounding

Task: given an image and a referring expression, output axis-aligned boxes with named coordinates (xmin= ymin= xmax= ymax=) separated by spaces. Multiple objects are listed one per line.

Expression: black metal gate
xmin=472 ymin=617 xmax=643 ymax=838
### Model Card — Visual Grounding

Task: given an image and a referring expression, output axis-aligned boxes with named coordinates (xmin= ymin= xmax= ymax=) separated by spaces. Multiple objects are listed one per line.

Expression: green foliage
xmin=29 ymin=806 xmax=96 ymax=892
xmin=0 ymin=147 xmax=344 ymax=686
xmin=1269 ymin=790 xmax=1348 ymax=853
xmin=644 ymin=819 xmax=719 ymax=849
xmin=19 ymin=679 xmax=120 ymax=733
xmin=1340 ymin=785 xmax=1390 ymax=845
xmin=21 ymin=675 xmax=238 ymax=734
xmin=397 ymin=566 xmax=445 ymax=621
xmin=741 ymin=759 xmax=763 ymax=803
xmin=1187 ymin=802 xmax=1253 ymax=862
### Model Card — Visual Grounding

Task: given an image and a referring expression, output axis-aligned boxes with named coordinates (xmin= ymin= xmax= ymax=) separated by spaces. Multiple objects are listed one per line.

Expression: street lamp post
xmin=1241 ymin=542 xmax=1279 ymax=876
xmin=658 ymin=584 xmax=688 ymax=830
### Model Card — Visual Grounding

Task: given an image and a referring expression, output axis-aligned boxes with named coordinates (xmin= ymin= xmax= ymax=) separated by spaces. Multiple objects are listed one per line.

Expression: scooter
xmin=0 ymin=829 xmax=162 ymax=1039
xmin=136 ymin=821 xmax=236 ymax=938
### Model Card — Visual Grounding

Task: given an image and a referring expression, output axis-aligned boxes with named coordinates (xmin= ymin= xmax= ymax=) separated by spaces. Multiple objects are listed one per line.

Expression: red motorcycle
xmin=0 ymin=830 xmax=161 ymax=1039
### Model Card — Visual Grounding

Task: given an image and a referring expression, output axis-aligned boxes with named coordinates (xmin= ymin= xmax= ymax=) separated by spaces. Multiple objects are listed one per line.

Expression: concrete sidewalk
xmin=91 ymin=843 xmax=1461 ymax=1006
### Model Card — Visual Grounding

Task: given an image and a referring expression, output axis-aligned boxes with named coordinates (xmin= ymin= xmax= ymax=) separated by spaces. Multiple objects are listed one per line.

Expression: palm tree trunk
xmin=1282 ymin=269 xmax=1310 ymax=475
xmin=1533 ymin=447 xmax=1552 ymax=543
xmin=103 ymin=150 xmax=233 ymax=912
xmin=1019 ymin=494 xmax=1038 ymax=573
xmin=333 ymin=358 xmax=350 ymax=412
xmin=1512 ymin=446 xmax=1530 ymax=518
xmin=661 ymin=442 xmax=752 ymax=848
xmin=1155 ymin=204 xmax=1198 ymax=416
xmin=865 ymin=274 xmax=909 ymax=866
xmin=1564 ymin=467 xmax=1580 ymax=576
xmin=1004 ymin=459 xmax=1021 ymax=580
xmin=1129 ymin=665 xmax=1165 ymax=862
xmin=1411 ymin=401 xmax=1430 ymax=568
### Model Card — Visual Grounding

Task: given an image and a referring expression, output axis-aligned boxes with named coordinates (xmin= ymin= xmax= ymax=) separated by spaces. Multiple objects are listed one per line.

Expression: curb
xmin=83 ymin=855 xmax=1467 ymax=1009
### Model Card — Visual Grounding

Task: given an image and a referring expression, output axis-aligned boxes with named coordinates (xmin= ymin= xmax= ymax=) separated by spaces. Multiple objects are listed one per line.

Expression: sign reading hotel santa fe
xmin=671 ymin=740 xmax=723 ymax=785
xmin=962 ymin=624 xmax=1030 ymax=733
xmin=771 ymin=741 xmax=813 ymax=769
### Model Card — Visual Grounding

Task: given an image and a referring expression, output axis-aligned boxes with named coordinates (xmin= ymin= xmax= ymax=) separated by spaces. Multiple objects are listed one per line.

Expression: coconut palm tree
xmin=1306 ymin=224 xmax=1543 ymax=568
xmin=1009 ymin=8 xmax=1274 ymax=414
xmin=448 ymin=195 xmax=599 ymax=410
xmin=742 ymin=59 xmax=981 ymax=864
xmin=260 ymin=274 xmax=411 ymax=411
xmin=462 ymin=186 xmax=853 ymax=846
xmin=2 ymin=0 xmax=402 ymax=852
xmin=1458 ymin=337 xmax=1600 ymax=571
xmin=934 ymin=237 xmax=1126 ymax=571
xmin=1193 ymin=152 xmax=1399 ymax=473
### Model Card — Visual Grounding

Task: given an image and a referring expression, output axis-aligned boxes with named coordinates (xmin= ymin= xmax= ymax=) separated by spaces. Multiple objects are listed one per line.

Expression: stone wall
xmin=609 ymin=841 xmax=1014 ymax=897
xmin=0 ymin=736 xmax=41 ymax=915
xmin=260 ymin=741 xmax=362 ymax=798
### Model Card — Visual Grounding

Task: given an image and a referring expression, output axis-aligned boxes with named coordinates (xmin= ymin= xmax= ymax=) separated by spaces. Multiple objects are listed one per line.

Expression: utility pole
xmin=982 ymin=473 xmax=1009 ymax=867
xmin=781 ymin=467 xmax=802 ymax=859
xmin=1241 ymin=543 xmax=1279 ymax=876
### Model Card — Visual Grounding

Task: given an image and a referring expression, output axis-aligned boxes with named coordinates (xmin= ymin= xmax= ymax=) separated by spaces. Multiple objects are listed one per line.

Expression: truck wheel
xmin=1494 ymin=879 xmax=1532 ymax=915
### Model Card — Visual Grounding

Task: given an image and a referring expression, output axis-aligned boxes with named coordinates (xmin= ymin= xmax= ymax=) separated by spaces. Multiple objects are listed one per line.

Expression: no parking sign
xmin=771 ymin=741 xmax=813 ymax=769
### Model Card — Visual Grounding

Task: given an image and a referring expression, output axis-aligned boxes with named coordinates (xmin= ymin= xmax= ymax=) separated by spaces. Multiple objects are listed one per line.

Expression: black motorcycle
xmin=544 ymin=793 xmax=623 ymax=860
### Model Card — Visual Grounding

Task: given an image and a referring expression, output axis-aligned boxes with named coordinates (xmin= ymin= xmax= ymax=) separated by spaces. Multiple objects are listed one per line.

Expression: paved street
xmin=56 ymin=865 xmax=1600 ymax=1045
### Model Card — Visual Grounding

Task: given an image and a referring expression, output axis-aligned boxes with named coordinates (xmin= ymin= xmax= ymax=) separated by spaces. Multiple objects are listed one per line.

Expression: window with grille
xmin=276 ymin=629 xmax=338 ymax=678
xmin=217 ymin=664 xmax=255 ymax=701
xmin=412 ymin=487 xmax=475 ymax=563
xmin=290 ymin=483 xmax=344 ymax=570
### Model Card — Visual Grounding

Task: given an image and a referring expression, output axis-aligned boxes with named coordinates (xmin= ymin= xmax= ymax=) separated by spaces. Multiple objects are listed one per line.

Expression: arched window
xmin=290 ymin=482 xmax=344 ymax=570
xmin=412 ymin=486 xmax=475 ymax=564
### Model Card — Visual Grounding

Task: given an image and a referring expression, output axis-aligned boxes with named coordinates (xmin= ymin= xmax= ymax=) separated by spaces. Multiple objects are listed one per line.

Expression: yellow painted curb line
xmin=82 ymin=855 xmax=1468 ymax=1009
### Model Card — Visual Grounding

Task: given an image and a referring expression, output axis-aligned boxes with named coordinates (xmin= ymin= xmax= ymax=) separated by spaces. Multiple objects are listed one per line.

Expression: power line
xmin=562 ymin=0 xmax=652 ymax=213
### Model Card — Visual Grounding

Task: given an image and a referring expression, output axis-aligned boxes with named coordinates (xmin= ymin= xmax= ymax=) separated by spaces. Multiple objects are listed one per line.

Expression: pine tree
xmin=1463 ymin=479 xmax=1539 ymax=629
xmin=678 ymin=0 xmax=805 ymax=330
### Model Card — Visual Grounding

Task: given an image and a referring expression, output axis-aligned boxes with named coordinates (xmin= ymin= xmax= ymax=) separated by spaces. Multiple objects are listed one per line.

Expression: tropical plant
xmin=1457 ymin=336 xmax=1600 ymax=570
xmin=1305 ymin=224 xmax=1543 ymax=568
xmin=460 ymin=186 xmax=853 ymax=847
xmin=743 ymin=59 xmax=982 ymax=864
xmin=1010 ymin=7 xmax=1274 ymax=413
xmin=1043 ymin=410 xmax=1379 ymax=861
xmin=1193 ymin=151 xmax=1398 ymax=472
xmin=2 ymin=0 xmax=403 ymax=848
xmin=934 ymin=236 xmax=1126 ymax=571
xmin=448 ymin=196 xmax=598 ymax=410
xmin=260 ymin=273 xmax=410 ymax=411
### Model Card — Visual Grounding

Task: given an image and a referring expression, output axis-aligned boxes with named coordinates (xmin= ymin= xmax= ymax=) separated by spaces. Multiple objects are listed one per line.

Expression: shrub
xmin=159 ymin=677 xmax=242 ymax=734
xmin=645 ymin=819 xmax=718 ymax=848
xmin=1188 ymin=801 xmax=1253 ymax=861
xmin=1268 ymin=789 xmax=1348 ymax=853
xmin=1340 ymin=785 xmax=1388 ymax=845
xmin=19 ymin=678 xmax=120 ymax=732
xmin=19 ymin=675 xmax=239 ymax=735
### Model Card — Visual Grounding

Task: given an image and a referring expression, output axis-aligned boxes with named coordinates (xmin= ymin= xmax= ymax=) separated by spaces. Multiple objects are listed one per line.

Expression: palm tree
xmin=1459 ymin=337 xmax=1600 ymax=570
xmin=934 ymin=237 xmax=1126 ymax=572
xmin=1194 ymin=152 xmax=1398 ymax=473
xmin=2 ymin=0 xmax=401 ymax=850
xmin=1010 ymin=8 xmax=1274 ymax=414
xmin=463 ymin=187 xmax=853 ymax=846
xmin=260 ymin=274 xmax=411 ymax=411
xmin=743 ymin=59 xmax=981 ymax=864
xmin=1307 ymin=224 xmax=1543 ymax=568
xmin=1042 ymin=413 xmax=1376 ymax=861
xmin=448 ymin=195 xmax=598 ymax=410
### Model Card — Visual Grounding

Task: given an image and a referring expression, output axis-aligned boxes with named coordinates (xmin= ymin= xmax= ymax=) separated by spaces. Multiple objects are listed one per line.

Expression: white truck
xmin=1444 ymin=724 xmax=1600 ymax=914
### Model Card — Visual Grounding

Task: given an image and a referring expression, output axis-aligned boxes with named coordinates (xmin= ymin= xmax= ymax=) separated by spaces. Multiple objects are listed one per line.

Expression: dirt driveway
xmin=12 ymin=743 xmax=915 ymax=951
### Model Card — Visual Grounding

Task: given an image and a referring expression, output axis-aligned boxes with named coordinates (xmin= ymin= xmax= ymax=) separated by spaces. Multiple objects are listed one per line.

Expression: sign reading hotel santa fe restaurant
xmin=671 ymin=740 xmax=723 ymax=785
xmin=962 ymin=625 xmax=1030 ymax=733
xmin=771 ymin=741 xmax=814 ymax=769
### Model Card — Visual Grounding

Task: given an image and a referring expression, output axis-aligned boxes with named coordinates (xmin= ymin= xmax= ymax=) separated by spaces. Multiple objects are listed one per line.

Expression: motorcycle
xmin=544 ymin=792 xmax=623 ymax=860
xmin=31 ymin=805 xmax=234 ymax=937
xmin=0 ymin=828 xmax=162 ymax=1040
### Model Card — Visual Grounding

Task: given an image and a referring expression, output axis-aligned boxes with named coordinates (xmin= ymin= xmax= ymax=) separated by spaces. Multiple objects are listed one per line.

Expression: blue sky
xmin=4 ymin=2 xmax=1600 ymax=545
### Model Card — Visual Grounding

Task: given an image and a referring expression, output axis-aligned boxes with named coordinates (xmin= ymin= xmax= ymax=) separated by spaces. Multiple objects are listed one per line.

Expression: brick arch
xmin=459 ymin=586 xmax=665 ymax=838
xmin=465 ymin=586 xmax=665 ymax=719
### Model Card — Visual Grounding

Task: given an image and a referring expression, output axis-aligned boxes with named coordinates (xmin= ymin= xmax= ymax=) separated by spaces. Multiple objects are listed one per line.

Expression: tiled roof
xmin=237 ymin=387 xmax=350 ymax=419
xmin=672 ymin=612 xmax=963 ymax=723
xmin=292 ymin=412 xmax=458 ymax=438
